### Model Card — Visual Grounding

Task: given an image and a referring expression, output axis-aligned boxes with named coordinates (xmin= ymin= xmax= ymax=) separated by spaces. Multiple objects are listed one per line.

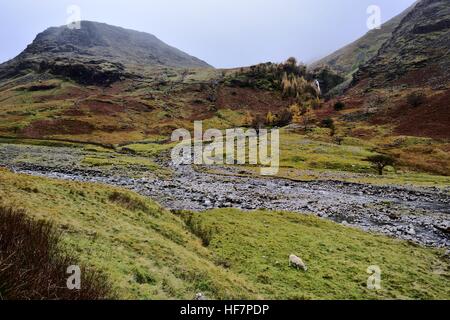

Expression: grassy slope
xmin=0 ymin=138 xmax=171 ymax=179
xmin=183 ymin=209 xmax=449 ymax=300
xmin=0 ymin=168 xmax=257 ymax=299
xmin=0 ymin=168 xmax=448 ymax=299
xmin=0 ymin=68 xmax=448 ymax=183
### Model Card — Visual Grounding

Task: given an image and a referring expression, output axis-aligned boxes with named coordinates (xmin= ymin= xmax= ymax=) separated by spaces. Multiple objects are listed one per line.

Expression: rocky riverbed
xmin=1 ymin=143 xmax=449 ymax=248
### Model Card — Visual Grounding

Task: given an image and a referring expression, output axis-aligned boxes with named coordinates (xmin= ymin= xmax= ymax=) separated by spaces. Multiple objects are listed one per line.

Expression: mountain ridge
xmin=343 ymin=0 xmax=450 ymax=139
xmin=311 ymin=2 xmax=417 ymax=80
xmin=0 ymin=21 xmax=212 ymax=85
xmin=352 ymin=0 xmax=450 ymax=89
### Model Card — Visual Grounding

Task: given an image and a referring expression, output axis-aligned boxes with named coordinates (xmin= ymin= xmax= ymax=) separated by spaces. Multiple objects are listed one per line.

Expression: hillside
xmin=0 ymin=58 xmax=309 ymax=144
xmin=341 ymin=0 xmax=450 ymax=139
xmin=353 ymin=0 xmax=450 ymax=89
xmin=0 ymin=21 xmax=211 ymax=85
xmin=311 ymin=3 xmax=416 ymax=80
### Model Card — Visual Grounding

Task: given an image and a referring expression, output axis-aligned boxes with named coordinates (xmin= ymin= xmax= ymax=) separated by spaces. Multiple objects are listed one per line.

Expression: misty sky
xmin=0 ymin=0 xmax=416 ymax=68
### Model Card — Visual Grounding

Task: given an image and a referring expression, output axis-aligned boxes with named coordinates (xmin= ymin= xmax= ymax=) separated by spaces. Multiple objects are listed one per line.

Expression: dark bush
xmin=274 ymin=109 xmax=293 ymax=127
xmin=0 ymin=206 xmax=113 ymax=300
xmin=321 ymin=117 xmax=334 ymax=129
xmin=406 ymin=91 xmax=426 ymax=108
xmin=321 ymin=117 xmax=336 ymax=136
xmin=334 ymin=101 xmax=345 ymax=111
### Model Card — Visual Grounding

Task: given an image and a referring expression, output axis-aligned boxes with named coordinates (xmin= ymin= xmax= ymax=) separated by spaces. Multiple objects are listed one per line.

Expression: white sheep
xmin=289 ymin=254 xmax=308 ymax=271
xmin=195 ymin=293 xmax=207 ymax=300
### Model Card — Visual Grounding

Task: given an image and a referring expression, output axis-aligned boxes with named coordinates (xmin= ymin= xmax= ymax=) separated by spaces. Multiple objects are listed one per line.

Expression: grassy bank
xmin=0 ymin=168 xmax=256 ymax=299
xmin=179 ymin=209 xmax=449 ymax=299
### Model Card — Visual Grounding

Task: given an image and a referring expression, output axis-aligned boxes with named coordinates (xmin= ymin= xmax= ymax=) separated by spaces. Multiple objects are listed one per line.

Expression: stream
xmin=4 ymin=151 xmax=449 ymax=248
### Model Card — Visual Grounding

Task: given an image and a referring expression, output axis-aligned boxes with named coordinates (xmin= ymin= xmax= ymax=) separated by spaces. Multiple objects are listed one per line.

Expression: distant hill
xmin=345 ymin=0 xmax=450 ymax=139
xmin=311 ymin=3 xmax=416 ymax=80
xmin=0 ymin=21 xmax=211 ymax=85
xmin=353 ymin=0 xmax=450 ymax=89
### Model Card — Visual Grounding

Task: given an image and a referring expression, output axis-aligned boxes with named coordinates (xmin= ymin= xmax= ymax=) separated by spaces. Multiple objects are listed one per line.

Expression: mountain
xmin=311 ymin=2 xmax=416 ymax=80
xmin=345 ymin=0 xmax=450 ymax=139
xmin=352 ymin=0 xmax=450 ymax=89
xmin=0 ymin=21 xmax=211 ymax=85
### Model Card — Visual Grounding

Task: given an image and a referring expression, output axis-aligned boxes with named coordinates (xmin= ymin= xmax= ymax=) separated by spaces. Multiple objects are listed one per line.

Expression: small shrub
xmin=365 ymin=154 xmax=396 ymax=175
xmin=406 ymin=91 xmax=426 ymax=108
xmin=274 ymin=109 xmax=293 ymax=127
xmin=334 ymin=101 xmax=345 ymax=111
xmin=321 ymin=118 xmax=336 ymax=136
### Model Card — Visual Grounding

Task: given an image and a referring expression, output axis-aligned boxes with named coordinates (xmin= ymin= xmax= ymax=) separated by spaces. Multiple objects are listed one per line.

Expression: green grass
xmin=81 ymin=153 xmax=171 ymax=178
xmin=231 ymin=129 xmax=450 ymax=188
xmin=0 ymin=169 xmax=256 ymax=299
xmin=0 ymin=168 xmax=447 ymax=299
xmin=347 ymin=172 xmax=450 ymax=188
xmin=0 ymin=139 xmax=171 ymax=179
xmin=179 ymin=209 xmax=449 ymax=300
xmin=279 ymin=131 xmax=375 ymax=173
xmin=0 ymin=137 xmax=85 ymax=148
xmin=82 ymin=154 xmax=156 ymax=169
xmin=203 ymin=109 xmax=246 ymax=130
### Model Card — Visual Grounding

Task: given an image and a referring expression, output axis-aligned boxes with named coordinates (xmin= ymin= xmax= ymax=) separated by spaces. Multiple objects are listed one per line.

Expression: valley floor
xmin=0 ymin=139 xmax=449 ymax=300
xmin=0 ymin=141 xmax=449 ymax=248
